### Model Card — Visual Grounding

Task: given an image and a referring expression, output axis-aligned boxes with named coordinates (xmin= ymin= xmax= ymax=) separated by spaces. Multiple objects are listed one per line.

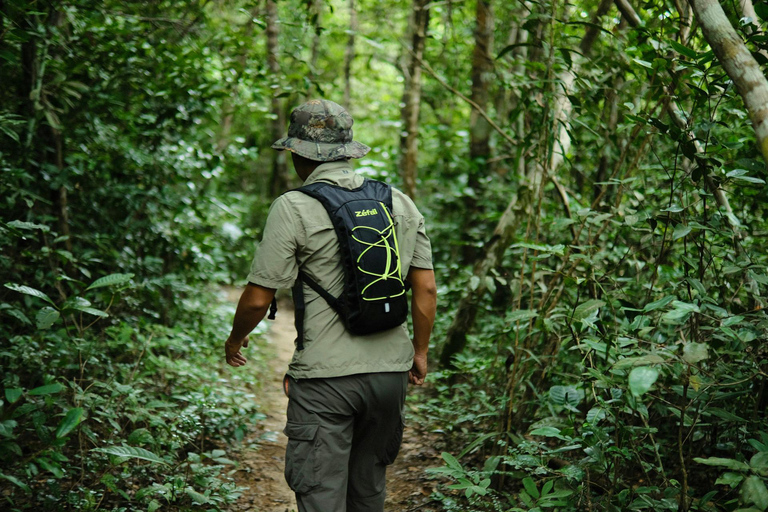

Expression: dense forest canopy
xmin=4 ymin=0 xmax=768 ymax=510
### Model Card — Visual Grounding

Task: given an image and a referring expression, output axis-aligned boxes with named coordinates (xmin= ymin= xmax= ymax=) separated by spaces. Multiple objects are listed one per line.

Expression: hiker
xmin=224 ymin=99 xmax=437 ymax=512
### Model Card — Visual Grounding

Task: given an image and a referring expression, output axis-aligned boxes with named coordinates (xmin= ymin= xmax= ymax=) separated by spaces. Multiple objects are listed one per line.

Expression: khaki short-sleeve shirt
xmin=247 ymin=160 xmax=433 ymax=379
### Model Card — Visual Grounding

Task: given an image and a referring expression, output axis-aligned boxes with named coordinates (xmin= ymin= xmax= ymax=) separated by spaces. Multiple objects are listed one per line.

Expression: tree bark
xmin=688 ymin=0 xmax=768 ymax=165
xmin=343 ymin=0 xmax=357 ymax=109
xmin=266 ymin=0 xmax=288 ymax=196
xmin=400 ymin=0 xmax=430 ymax=198
xmin=469 ymin=0 xmax=494 ymax=162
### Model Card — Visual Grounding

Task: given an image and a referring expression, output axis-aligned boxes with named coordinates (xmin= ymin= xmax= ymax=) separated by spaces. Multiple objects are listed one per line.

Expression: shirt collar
xmin=303 ymin=160 xmax=360 ymax=187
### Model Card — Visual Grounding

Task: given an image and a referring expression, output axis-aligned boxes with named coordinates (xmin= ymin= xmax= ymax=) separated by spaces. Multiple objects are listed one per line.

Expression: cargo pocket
xmin=283 ymin=421 xmax=320 ymax=494
xmin=380 ymin=418 xmax=404 ymax=465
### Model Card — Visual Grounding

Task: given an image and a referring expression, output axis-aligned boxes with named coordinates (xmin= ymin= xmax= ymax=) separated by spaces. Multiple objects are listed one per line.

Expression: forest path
xmin=225 ymin=289 xmax=441 ymax=512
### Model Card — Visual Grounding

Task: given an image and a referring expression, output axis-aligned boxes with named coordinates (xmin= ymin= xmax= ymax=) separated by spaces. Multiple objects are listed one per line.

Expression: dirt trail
xmin=229 ymin=294 xmax=441 ymax=512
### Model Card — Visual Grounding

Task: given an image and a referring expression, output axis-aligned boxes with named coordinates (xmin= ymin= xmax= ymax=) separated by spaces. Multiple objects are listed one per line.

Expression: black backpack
xmin=290 ymin=179 xmax=408 ymax=349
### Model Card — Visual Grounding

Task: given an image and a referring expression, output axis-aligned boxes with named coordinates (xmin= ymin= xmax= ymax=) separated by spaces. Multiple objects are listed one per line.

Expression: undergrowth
xmin=1 ymin=281 xmax=267 ymax=511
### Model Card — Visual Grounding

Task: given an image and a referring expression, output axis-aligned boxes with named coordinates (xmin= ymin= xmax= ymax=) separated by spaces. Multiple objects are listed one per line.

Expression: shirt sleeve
xmin=410 ymin=216 xmax=434 ymax=270
xmin=246 ymin=195 xmax=300 ymax=289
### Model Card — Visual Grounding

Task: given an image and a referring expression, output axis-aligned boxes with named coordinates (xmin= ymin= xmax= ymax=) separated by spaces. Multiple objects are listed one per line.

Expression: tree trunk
xmin=266 ymin=0 xmax=288 ymax=196
xmin=400 ymin=0 xmax=430 ymax=199
xmin=469 ymin=0 xmax=494 ymax=162
xmin=309 ymin=0 xmax=322 ymax=93
xmin=689 ymin=0 xmax=768 ymax=164
xmin=343 ymin=0 xmax=357 ymax=110
xmin=459 ymin=0 xmax=495 ymax=263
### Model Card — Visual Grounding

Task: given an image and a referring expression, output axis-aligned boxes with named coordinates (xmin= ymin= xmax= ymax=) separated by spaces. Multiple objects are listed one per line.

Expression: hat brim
xmin=271 ymin=137 xmax=370 ymax=161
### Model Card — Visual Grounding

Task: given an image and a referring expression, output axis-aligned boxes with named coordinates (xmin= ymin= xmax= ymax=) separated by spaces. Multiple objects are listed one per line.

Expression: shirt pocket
xmin=283 ymin=421 xmax=320 ymax=494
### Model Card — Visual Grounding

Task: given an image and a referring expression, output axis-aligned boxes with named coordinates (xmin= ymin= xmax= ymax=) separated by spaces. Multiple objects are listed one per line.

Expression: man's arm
xmin=224 ymin=283 xmax=277 ymax=367
xmin=407 ymin=267 xmax=437 ymax=385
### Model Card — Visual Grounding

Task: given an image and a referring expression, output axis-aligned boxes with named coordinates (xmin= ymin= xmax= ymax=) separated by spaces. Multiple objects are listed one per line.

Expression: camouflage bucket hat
xmin=271 ymin=99 xmax=370 ymax=162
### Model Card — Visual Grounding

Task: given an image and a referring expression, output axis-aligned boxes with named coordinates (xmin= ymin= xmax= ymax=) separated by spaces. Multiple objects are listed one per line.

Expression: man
xmin=224 ymin=99 xmax=437 ymax=512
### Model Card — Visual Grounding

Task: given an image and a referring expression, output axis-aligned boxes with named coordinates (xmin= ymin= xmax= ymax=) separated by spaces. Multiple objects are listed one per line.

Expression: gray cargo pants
xmin=283 ymin=372 xmax=408 ymax=512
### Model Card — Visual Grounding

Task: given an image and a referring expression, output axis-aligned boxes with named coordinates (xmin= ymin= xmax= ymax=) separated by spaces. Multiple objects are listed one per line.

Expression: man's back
xmin=247 ymin=159 xmax=432 ymax=379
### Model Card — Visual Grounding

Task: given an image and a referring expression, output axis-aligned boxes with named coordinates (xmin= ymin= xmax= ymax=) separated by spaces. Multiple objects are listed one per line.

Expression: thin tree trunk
xmin=460 ymin=0 xmax=495 ymax=263
xmin=400 ymin=0 xmax=430 ymax=198
xmin=266 ymin=0 xmax=288 ymax=196
xmin=343 ymin=0 xmax=357 ymax=110
xmin=309 ymin=0 xmax=321 ymax=92
xmin=689 ymin=0 xmax=768 ymax=164
xmin=469 ymin=0 xmax=494 ymax=162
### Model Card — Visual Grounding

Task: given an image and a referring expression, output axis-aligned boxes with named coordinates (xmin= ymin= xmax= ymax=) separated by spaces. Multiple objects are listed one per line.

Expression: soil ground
xmin=227 ymin=294 xmax=442 ymax=512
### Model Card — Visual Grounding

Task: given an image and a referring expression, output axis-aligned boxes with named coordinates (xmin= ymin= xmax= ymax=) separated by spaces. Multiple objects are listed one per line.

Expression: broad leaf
xmin=86 ymin=273 xmax=134 ymax=291
xmin=92 ymin=446 xmax=168 ymax=465
xmin=4 ymin=388 xmax=22 ymax=404
xmin=29 ymin=383 xmax=65 ymax=395
xmin=644 ymin=295 xmax=675 ymax=312
xmin=693 ymin=457 xmax=750 ymax=471
xmin=0 ymin=472 xmax=30 ymax=492
xmin=441 ymin=452 xmax=463 ymax=471
xmin=715 ymin=472 xmax=743 ymax=488
xmin=682 ymin=342 xmax=708 ymax=364
xmin=36 ymin=307 xmax=60 ymax=329
xmin=4 ymin=283 xmax=55 ymax=306
xmin=573 ymin=300 xmax=605 ymax=321
xmin=628 ymin=366 xmax=659 ymax=397
xmin=56 ymin=408 xmax=84 ymax=438
xmin=549 ymin=385 xmax=582 ymax=408
xmin=741 ymin=476 xmax=768 ymax=510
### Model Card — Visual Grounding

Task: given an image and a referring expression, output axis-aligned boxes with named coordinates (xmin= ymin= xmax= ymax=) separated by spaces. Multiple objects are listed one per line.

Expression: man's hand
xmin=225 ymin=336 xmax=249 ymax=367
xmin=224 ymin=284 xmax=276 ymax=369
xmin=409 ymin=353 xmax=428 ymax=385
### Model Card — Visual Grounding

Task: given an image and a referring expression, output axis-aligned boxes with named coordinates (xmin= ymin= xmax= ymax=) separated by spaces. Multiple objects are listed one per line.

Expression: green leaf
xmin=741 ymin=476 xmax=768 ymax=509
xmin=756 ymin=1 xmax=768 ymax=22
xmin=668 ymin=39 xmax=698 ymax=59
xmin=75 ymin=307 xmax=109 ymax=318
xmin=6 ymin=220 xmax=50 ymax=232
xmin=727 ymin=169 xmax=766 ymax=184
xmin=633 ymin=58 xmax=653 ymax=68
xmin=530 ymin=427 xmax=567 ymax=440
xmin=511 ymin=242 xmax=565 ymax=255
xmin=5 ymin=388 xmax=22 ymax=404
xmin=36 ymin=307 xmax=60 ymax=329
xmin=0 ymin=472 xmax=30 ymax=492
xmin=750 ymin=452 xmax=768 ymax=476
xmin=4 ymin=283 xmax=55 ymax=306
xmin=715 ymin=472 xmax=744 ymax=488
xmin=0 ymin=420 xmax=17 ymax=437
xmin=628 ymin=366 xmax=659 ymax=397
xmin=56 ymin=408 xmax=84 ymax=438
xmin=573 ymin=300 xmax=605 ymax=320
xmin=586 ymin=407 xmax=607 ymax=424
xmin=441 ymin=452 xmax=463 ymax=471
xmin=506 ymin=309 xmax=538 ymax=323
xmin=682 ymin=342 xmax=708 ymax=364
xmin=693 ymin=457 xmax=750 ymax=471
xmin=662 ymin=301 xmax=699 ymax=323
xmin=522 ymin=477 xmax=540 ymax=499
xmin=92 ymin=446 xmax=168 ymax=465
xmin=86 ymin=273 xmax=134 ymax=291
xmin=185 ymin=487 xmax=211 ymax=504
xmin=549 ymin=385 xmax=582 ymax=407
xmin=28 ymin=383 xmax=65 ymax=395
xmin=673 ymin=225 xmax=692 ymax=240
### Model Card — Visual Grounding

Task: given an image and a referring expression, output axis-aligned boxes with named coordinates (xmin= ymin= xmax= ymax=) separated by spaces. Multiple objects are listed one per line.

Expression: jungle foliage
xmin=3 ymin=0 xmax=768 ymax=511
